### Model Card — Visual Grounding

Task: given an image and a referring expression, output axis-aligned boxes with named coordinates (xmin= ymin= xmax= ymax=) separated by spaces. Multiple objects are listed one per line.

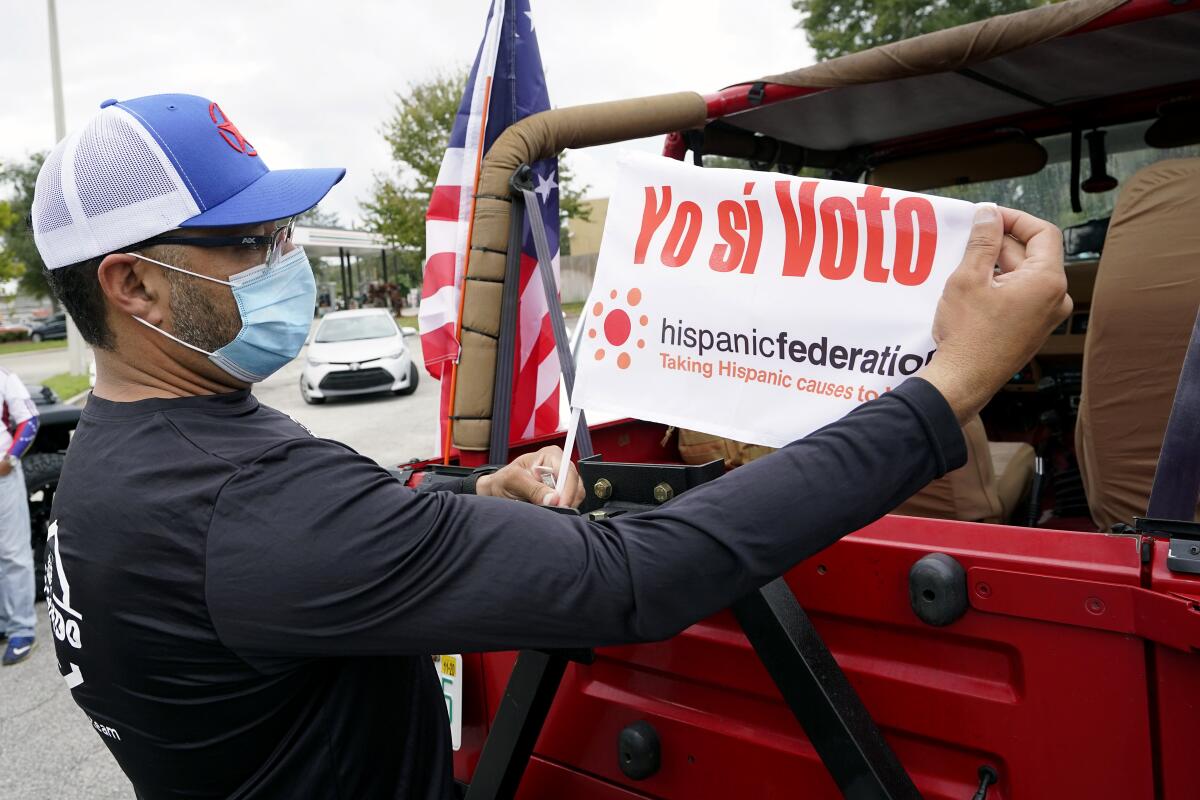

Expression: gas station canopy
xmin=292 ymin=225 xmax=391 ymax=258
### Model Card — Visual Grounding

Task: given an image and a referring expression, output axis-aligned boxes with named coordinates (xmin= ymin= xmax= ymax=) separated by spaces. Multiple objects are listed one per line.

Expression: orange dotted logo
xmin=590 ymin=287 xmax=649 ymax=369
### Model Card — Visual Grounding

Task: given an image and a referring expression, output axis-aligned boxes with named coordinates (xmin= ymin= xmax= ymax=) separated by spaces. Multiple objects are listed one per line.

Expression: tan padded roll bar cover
xmin=754 ymin=0 xmax=1123 ymax=90
xmin=453 ymin=92 xmax=708 ymax=450
xmin=1076 ymin=159 xmax=1200 ymax=531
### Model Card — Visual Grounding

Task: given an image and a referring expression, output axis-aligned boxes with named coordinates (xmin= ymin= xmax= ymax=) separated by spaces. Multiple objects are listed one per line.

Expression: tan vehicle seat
xmin=678 ymin=416 xmax=1035 ymax=524
xmin=893 ymin=418 xmax=1035 ymax=523
xmin=1076 ymin=158 xmax=1200 ymax=531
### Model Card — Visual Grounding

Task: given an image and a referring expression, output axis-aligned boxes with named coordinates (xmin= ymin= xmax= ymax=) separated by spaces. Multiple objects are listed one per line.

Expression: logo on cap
xmin=208 ymin=102 xmax=257 ymax=157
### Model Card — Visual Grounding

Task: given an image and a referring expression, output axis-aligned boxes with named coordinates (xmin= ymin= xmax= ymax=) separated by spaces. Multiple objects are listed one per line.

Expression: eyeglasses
xmin=129 ymin=218 xmax=297 ymax=268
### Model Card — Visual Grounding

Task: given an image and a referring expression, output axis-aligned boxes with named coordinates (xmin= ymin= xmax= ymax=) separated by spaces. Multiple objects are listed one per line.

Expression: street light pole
xmin=47 ymin=0 xmax=88 ymax=376
xmin=47 ymin=0 xmax=65 ymax=141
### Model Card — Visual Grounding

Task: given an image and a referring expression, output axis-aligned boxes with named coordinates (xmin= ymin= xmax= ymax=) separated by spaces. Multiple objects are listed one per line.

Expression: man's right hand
xmin=918 ymin=203 xmax=1072 ymax=423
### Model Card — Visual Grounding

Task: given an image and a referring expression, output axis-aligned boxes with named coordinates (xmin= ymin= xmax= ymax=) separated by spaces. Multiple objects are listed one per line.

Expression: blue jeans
xmin=0 ymin=461 xmax=35 ymax=639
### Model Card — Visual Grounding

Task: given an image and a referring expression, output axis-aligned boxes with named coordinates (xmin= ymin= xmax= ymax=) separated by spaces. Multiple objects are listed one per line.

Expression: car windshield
xmin=924 ymin=120 xmax=1200 ymax=230
xmin=315 ymin=315 xmax=397 ymax=343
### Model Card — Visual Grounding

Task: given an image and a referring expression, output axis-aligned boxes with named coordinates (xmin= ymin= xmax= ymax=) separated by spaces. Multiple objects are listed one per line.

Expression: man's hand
xmin=0 ymin=459 xmax=11 ymax=478
xmin=475 ymin=446 xmax=585 ymax=508
xmin=918 ymin=203 xmax=1072 ymax=423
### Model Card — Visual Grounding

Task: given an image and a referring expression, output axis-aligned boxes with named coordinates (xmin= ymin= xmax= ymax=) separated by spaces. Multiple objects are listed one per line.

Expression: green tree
xmin=793 ymin=0 xmax=1052 ymax=61
xmin=555 ymin=157 xmax=590 ymax=256
xmin=0 ymin=200 xmax=25 ymax=282
xmin=362 ymin=69 xmax=590 ymax=264
xmin=361 ymin=69 xmax=466 ymax=261
xmin=0 ymin=152 xmax=51 ymax=299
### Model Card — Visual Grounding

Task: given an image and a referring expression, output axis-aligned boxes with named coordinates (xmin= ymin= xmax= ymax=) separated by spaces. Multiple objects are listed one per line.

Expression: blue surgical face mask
xmin=131 ymin=246 xmax=316 ymax=383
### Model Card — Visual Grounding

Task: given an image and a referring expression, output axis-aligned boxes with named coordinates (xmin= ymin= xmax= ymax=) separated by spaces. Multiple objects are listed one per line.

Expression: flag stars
xmin=534 ymin=170 xmax=557 ymax=203
xmin=525 ymin=11 xmax=535 ymax=32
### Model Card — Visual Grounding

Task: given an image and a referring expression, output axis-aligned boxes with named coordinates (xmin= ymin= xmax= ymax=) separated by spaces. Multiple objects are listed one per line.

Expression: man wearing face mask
xmin=35 ymin=94 xmax=1070 ymax=799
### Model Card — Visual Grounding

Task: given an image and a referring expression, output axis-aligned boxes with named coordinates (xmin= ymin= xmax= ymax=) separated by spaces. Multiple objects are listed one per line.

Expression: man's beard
xmin=165 ymin=270 xmax=243 ymax=353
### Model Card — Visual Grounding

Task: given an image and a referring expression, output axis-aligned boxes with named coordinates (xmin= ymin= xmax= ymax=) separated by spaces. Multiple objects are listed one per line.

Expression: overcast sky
xmin=2 ymin=1 xmax=812 ymax=226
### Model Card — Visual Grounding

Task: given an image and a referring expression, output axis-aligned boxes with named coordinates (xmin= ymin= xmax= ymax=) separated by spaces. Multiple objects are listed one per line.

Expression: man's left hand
xmin=476 ymin=446 xmax=585 ymax=508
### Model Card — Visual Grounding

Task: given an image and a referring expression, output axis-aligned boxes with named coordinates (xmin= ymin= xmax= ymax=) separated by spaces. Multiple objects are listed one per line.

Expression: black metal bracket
xmin=683 ymin=129 xmax=705 ymax=166
xmin=732 ymin=582 xmax=920 ymax=799
xmin=1069 ymin=125 xmax=1083 ymax=213
xmin=462 ymin=648 xmax=594 ymax=800
xmin=748 ymin=81 xmax=767 ymax=107
xmin=576 ymin=455 xmax=723 ymax=513
xmin=1135 ymin=517 xmax=1200 ymax=575
xmin=463 ymin=459 xmax=922 ymax=800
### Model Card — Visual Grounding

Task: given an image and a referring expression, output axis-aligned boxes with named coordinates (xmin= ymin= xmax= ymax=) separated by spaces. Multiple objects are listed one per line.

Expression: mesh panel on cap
xmin=33 ymin=146 xmax=73 ymax=233
xmin=73 ymin=110 xmax=179 ymax=219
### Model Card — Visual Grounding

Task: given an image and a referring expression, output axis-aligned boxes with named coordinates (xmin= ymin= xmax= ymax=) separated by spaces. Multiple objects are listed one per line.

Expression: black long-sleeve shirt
xmin=47 ymin=379 xmax=964 ymax=799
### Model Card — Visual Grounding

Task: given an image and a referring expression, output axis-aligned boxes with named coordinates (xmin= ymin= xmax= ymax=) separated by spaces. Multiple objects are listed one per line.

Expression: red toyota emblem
xmin=209 ymin=102 xmax=257 ymax=156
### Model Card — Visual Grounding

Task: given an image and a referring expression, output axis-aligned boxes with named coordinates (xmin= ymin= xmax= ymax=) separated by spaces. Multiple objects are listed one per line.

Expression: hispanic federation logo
xmin=589 ymin=287 xmax=649 ymax=369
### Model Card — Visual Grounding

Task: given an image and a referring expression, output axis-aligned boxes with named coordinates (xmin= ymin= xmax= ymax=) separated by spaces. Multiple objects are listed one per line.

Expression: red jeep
xmin=404 ymin=2 xmax=1200 ymax=797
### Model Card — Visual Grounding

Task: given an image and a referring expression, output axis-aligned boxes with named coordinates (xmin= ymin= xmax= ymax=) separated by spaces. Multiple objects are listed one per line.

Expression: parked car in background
xmin=0 ymin=322 xmax=32 ymax=341
xmin=299 ymin=309 xmax=418 ymax=404
xmin=29 ymin=312 xmax=67 ymax=342
xmin=22 ymin=383 xmax=82 ymax=597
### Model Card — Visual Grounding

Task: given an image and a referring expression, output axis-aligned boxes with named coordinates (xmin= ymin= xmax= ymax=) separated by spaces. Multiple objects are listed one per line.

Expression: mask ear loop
xmin=126 ymin=252 xmax=230 ymax=357
xmin=130 ymin=316 xmax=216 ymax=357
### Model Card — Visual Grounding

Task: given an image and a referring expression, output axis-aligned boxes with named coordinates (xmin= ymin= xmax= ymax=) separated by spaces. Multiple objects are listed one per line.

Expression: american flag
xmin=420 ymin=0 xmax=561 ymax=455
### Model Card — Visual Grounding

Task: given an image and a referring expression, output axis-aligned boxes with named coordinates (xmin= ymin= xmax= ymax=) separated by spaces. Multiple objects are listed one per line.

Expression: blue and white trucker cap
xmin=32 ymin=93 xmax=345 ymax=270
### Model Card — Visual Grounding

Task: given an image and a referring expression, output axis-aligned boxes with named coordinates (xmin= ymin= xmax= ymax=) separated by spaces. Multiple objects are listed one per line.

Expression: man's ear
xmin=97 ymin=253 xmax=168 ymax=325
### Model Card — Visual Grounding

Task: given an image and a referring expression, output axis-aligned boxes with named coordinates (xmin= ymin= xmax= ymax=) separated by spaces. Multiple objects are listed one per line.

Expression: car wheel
xmin=24 ymin=452 xmax=64 ymax=601
xmin=31 ymin=332 xmax=42 ymax=343
xmin=300 ymin=377 xmax=325 ymax=405
xmin=393 ymin=363 xmax=420 ymax=396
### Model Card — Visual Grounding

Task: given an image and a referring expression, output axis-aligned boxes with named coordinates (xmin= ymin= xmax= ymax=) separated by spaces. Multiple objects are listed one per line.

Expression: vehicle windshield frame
xmin=920 ymin=120 xmax=1200 ymax=232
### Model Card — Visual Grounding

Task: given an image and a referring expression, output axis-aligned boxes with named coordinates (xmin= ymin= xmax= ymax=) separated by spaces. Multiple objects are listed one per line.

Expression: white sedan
xmin=300 ymin=309 xmax=419 ymax=405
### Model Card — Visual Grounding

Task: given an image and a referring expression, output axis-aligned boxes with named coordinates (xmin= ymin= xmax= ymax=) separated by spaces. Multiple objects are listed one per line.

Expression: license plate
xmin=434 ymin=654 xmax=463 ymax=750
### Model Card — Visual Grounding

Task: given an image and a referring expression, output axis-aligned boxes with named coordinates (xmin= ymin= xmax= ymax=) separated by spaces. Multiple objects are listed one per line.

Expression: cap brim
xmin=179 ymin=167 xmax=345 ymax=227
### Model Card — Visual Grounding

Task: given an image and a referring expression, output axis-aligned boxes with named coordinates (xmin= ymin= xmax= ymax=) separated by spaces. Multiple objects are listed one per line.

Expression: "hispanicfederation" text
xmin=661 ymin=318 xmax=935 ymax=377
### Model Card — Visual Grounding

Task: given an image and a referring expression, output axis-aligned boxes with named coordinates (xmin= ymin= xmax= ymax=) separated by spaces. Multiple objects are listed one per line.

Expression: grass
xmin=43 ymin=372 xmax=91 ymax=401
xmin=396 ymin=314 xmax=418 ymax=330
xmin=0 ymin=339 xmax=68 ymax=356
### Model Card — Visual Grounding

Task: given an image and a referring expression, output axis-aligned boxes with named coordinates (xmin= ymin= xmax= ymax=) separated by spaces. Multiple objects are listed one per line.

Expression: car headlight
xmin=307 ymin=357 xmax=326 ymax=366
xmin=383 ymin=350 xmax=404 ymax=360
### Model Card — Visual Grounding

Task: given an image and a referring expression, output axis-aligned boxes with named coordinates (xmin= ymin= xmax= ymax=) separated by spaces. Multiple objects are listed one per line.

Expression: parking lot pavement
xmin=0 ymin=606 xmax=133 ymax=799
xmin=0 ymin=347 xmax=439 ymax=799
xmin=1 ymin=338 xmax=442 ymax=798
xmin=255 ymin=334 xmax=441 ymax=467
xmin=0 ymin=346 xmax=71 ymax=387
xmin=0 ymin=320 xmax=582 ymax=797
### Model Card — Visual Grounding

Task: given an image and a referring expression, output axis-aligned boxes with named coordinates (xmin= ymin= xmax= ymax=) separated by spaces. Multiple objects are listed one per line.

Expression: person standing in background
xmin=0 ymin=366 xmax=40 ymax=666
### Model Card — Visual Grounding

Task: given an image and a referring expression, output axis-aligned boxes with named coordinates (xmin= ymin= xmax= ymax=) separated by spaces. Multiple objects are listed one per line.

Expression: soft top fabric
xmin=1077 ymin=158 xmax=1200 ymax=530
xmin=752 ymin=0 xmax=1124 ymax=90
